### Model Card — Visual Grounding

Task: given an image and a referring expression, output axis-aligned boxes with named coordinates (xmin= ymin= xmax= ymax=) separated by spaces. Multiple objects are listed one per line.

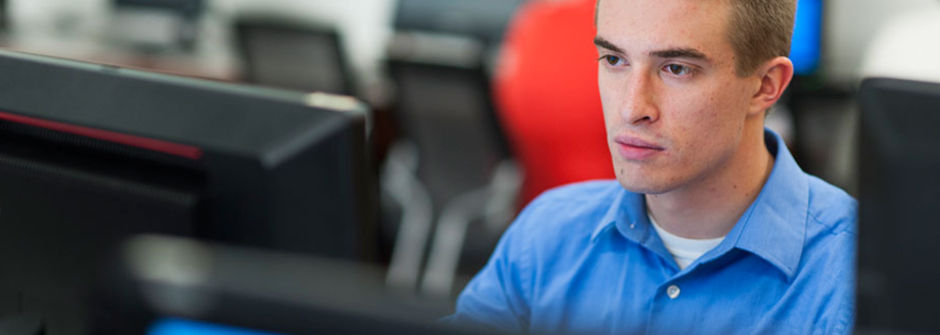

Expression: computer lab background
xmin=0 ymin=0 xmax=937 ymax=332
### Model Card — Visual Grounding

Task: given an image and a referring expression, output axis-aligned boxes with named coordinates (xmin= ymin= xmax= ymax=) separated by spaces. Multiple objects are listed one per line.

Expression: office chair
xmin=383 ymin=31 xmax=520 ymax=296
xmin=492 ymin=0 xmax=615 ymax=207
xmin=0 ymin=0 xmax=8 ymax=31
xmin=234 ymin=16 xmax=354 ymax=95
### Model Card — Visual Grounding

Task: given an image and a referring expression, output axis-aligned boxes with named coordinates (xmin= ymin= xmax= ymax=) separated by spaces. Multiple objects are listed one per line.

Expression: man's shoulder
xmin=784 ymin=175 xmax=856 ymax=334
xmin=804 ymin=175 xmax=857 ymax=235
xmin=531 ymin=179 xmax=623 ymax=205
xmin=524 ymin=180 xmax=624 ymax=220
xmin=511 ymin=180 xmax=623 ymax=238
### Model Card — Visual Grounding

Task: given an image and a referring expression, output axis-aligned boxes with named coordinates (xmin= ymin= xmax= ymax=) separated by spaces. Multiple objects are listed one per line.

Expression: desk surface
xmin=0 ymin=31 xmax=240 ymax=82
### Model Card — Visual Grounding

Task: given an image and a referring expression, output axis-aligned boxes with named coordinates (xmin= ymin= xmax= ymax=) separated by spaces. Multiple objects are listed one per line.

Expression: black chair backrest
xmin=235 ymin=18 xmax=353 ymax=95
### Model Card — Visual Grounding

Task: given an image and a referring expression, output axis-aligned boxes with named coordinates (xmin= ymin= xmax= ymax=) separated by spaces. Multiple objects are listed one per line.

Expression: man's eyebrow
xmin=593 ymin=36 xmax=623 ymax=54
xmin=594 ymin=37 xmax=710 ymax=63
xmin=650 ymin=48 xmax=710 ymax=62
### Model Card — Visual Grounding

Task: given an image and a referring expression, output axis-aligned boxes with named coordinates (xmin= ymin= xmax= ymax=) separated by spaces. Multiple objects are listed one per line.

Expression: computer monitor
xmin=790 ymin=0 xmax=822 ymax=75
xmin=111 ymin=0 xmax=206 ymax=50
xmin=393 ymin=0 xmax=524 ymax=43
xmin=90 ymin=235 xmax=480 ymax=335
xmin=113 ymin=0 xmax=205 ymax=18
xmin=857 ymin=77 xmax=940 ymax=333
xmin=0 ymin=50 xmax=376 ymax=334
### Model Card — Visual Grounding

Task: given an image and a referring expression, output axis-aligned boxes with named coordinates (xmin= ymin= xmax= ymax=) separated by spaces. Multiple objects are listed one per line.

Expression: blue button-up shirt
xmin=448 ymin=130 xmax=857 ymax=334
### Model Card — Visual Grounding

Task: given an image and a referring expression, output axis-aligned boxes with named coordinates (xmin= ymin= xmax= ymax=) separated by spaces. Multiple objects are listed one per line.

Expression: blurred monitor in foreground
xmin=0 ymin=50 xmax=376 ymax=334
xmin=857 ymin=77 xmax=940 ymax=334
xmin=92 ymin=235 xmax=478 ymax=335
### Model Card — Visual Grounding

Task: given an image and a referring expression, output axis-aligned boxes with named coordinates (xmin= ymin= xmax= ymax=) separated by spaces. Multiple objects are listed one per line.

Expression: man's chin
xmin=616 ymin=177 xmax=674 ymax=195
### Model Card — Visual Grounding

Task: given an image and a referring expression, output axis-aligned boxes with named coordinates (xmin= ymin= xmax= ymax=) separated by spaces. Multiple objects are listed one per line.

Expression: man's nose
xmin=621 ymin=72 xmax=660 ymax=125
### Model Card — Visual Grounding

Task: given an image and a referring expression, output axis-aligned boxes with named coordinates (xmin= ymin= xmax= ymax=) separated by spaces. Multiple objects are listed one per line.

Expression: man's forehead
xmin=595 ymin=0 xmax=733 ymax=59
xmin=596 ymin=0 xmax=730 ymax=18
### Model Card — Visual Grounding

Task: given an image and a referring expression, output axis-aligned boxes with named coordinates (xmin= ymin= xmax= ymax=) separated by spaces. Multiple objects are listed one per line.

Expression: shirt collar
xmin=591 ymin=129 xmax=808 ymax=280
xmin=723 ymin=129 xmax=807 ymax=280
xmin=592 ymin=187 xmax=650 ymax=244
xmin=591 ymin=176 xmax=673 ymax=262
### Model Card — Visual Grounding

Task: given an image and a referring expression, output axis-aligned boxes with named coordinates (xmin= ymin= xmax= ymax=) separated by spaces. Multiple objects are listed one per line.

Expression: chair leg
xmin=384 ymin=141 xmax=434 ymax=292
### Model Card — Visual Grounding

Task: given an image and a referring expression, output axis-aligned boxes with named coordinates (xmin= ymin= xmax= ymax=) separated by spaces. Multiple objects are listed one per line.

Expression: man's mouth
xmin=614 ymin=136 xmax=665 ymax=160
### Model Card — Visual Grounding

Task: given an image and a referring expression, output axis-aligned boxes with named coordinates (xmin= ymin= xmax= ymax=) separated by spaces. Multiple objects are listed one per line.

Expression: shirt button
xmin=667 ymin=285 xmax=680 ymax=299
xmin=629 ymin=223 xmax=636 ymax=229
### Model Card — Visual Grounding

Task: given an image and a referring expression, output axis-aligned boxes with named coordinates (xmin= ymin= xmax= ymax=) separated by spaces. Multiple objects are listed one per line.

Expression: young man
xmin=447 ymin=0 xmax=857 ymax=334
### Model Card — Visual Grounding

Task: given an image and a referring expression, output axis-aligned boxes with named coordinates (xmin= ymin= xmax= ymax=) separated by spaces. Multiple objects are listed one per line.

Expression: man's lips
xmin=614 ymin=136 xmax=664 ymax=160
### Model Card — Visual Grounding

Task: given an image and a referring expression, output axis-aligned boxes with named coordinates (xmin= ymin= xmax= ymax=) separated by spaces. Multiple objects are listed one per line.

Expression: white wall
xmin=824 ymin=0 xmax=940 ymax=84
xmin=860 ymin=7 xmax=940 ymax=83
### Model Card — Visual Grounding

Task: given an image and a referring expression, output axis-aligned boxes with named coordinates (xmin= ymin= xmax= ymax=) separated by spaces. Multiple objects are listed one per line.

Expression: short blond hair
xmin=596 ymin=0 xmax=796 ymax=76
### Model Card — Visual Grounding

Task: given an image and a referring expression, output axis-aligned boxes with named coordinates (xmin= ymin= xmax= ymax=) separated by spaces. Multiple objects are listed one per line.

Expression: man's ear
xmin=749 ymin=56 xmax=794 ymax=116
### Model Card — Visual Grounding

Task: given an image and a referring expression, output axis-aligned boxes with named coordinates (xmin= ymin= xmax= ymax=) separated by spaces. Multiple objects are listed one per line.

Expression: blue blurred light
xmin=790 ymin=0 xmax=822 ymax=75
xmin=149 ymin=318 xmax=287 ymax=335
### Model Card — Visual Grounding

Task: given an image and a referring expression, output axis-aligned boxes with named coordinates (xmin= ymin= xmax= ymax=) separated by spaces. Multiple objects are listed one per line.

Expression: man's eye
xmin=664 ymin=64 xmax=693 ymax=76
xmin=601 ymin=55 xmax=624 ymax=66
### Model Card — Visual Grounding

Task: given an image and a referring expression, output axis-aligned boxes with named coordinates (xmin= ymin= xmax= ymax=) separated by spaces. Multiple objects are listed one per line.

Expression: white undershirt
xmin=648 ymin=213 xmax=725 ymax=270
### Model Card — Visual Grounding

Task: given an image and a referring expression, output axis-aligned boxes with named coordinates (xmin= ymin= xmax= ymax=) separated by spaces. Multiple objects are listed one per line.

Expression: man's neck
xmin=645 ymin=126 xmax=774 ymax=239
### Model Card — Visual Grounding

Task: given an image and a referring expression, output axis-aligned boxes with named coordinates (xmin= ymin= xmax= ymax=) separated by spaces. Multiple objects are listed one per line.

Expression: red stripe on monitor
xmin=0 ymin=111 xmax=203 ymax=160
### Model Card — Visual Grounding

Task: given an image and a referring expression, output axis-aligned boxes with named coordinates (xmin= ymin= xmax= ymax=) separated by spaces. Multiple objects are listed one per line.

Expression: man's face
xmin=595 ymin=0 xmax=761 ymax=194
